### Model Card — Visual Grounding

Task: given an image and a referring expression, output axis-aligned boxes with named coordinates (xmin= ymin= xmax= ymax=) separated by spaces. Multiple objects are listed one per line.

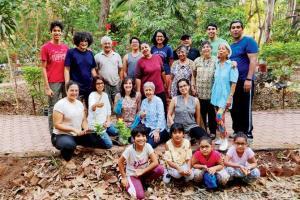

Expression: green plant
xmin=94 ymin=123 xmax=106 ymax=136
xmin=22 ymin=66 xmax=45 ymax=114
xmin=115 ymin=118 xmax=131 ymax=145
xmin=260 ymin=42 xmax=300 ymax=82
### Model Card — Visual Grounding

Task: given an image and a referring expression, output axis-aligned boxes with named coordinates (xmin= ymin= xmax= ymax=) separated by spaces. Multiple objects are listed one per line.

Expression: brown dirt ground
xmin=0 ymin=150 xmax=299 ymax=199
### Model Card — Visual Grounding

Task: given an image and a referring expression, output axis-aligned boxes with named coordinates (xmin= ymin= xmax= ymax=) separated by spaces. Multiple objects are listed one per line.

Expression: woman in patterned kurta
xmin=170 ymin=45 xmax=195 ymax=98
xmin=193 ymin=41 xmax=217 ymax=139
xmin=114 ymin=77 xmax=141 ymax=127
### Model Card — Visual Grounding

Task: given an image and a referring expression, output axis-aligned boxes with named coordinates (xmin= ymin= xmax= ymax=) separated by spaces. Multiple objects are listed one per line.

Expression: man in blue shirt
xmin=229 ymin=20 xmax=258 ymax=141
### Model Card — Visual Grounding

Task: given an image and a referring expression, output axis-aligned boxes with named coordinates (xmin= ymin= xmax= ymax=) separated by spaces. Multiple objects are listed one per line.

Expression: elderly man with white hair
xmin=139 ymin=82 xmax=169 ymax=148
xmin=95 ymin=36 xmax=123 ymax=105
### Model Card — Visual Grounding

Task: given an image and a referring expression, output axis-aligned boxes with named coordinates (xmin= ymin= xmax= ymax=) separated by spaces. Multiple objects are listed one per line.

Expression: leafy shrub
xmin=22 ymin=66 xmax=46 ymax=113
xmin=260 ymin=42 xmax=300 ymax=81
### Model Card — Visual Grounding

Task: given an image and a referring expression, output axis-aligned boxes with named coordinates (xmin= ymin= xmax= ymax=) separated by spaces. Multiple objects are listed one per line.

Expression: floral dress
xmin=170 ymin=59 xmax=194 ymax=97
xmin=116 ymin=93 xmax=141 ymax=127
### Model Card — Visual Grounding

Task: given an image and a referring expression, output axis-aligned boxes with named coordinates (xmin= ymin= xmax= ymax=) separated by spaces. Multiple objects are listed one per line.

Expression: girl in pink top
xmin=224 ymin=133 xmax=260 ymax=183
xmin=191 ymin=136 xmax=229 ymax=187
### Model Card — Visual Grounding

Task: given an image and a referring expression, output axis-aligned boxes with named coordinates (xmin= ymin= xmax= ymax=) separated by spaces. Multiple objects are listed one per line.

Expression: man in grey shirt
xmin=95 ymin=36 xmax=123 ymax=105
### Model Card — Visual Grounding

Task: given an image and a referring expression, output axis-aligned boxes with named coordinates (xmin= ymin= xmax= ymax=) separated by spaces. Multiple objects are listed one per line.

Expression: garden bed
xmin=0 ymin=149 xmax=299 ymax=199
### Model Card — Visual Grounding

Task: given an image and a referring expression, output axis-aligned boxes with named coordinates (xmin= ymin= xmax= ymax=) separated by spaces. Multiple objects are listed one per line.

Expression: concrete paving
xmin=0 ymin=109 xmax=300 ymax=157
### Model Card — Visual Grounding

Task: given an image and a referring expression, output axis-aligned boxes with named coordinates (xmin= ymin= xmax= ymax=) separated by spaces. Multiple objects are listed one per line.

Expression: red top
xmin=40 ymin=41 xmax=68 ymax=83
xmin=135 ymin=54 xmax=164 ymax=94
xmin=193 ymin=150 xmax=222 ymax=168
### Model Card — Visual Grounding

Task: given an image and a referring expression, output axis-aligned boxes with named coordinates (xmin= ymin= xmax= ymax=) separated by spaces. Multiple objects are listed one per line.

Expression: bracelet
xmin=246 ymin=78 xmax=252 ymax=81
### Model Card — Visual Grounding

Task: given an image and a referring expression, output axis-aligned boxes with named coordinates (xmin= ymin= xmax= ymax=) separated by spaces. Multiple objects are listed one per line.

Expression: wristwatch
xmin=246 ymin=78 xmax=252 ymax=81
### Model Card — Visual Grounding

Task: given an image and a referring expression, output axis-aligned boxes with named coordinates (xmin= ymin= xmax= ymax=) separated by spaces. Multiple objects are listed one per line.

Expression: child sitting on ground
xmin=224 ymin=132 xmax=260 ymax=183
xmin=191 ymin=136 xmax=229 ymax=189
xmin=118 ymin=125 xmax=164 ymax=199
xmin=163 ymin=123 xmax=194 ymax=183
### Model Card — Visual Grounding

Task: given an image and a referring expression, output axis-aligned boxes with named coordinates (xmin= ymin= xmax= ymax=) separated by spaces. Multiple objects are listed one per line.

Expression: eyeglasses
xmin=178 ymin=84 xmax=188 ymax=88
xmin=235 ymin=142 xmax=246 ymax=146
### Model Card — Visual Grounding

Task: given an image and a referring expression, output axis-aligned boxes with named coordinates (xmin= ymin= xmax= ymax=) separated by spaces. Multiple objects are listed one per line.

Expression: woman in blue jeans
xmin=52 ymin=81 xmax=114 ymax=165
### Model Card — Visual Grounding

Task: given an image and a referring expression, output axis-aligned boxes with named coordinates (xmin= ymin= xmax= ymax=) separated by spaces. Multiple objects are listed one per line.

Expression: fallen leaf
xmin=30 ymin=175 xmax=40 ymax=186
xmin=82 ymin=157 xmax=92 ymax=168
xmin=102 ymin=160 xmax=113 ymax=168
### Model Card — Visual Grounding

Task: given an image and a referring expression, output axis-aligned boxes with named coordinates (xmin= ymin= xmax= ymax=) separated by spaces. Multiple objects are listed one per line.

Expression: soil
xmin=0 ymin=83 xmax=46 ymax=115
xmin=0 ymin=150 xmax=299 ymax=199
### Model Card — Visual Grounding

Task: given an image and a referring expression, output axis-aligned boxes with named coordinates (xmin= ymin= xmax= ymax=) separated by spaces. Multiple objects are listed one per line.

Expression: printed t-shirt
xmin=226 ymin=146 xmax=255 ymax=167
xmin=164 ymin=139 xmax=192 ymax=166
xmin=135 ymin=54 xmax=164 ymax=94
xmin=40 ymin=41 xmax=68 ymax=83
xmin=122 ymin=143 xmax=154 ymax=176
xmin=193 ymin=150 xmax=222 ymax=168
xmin=151 ymin=45 xmax=173 ymax=74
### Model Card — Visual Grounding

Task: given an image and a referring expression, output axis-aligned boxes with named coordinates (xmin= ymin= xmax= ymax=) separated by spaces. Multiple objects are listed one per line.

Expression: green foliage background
xmin=0 ymin=0 xmax=299 ymax=78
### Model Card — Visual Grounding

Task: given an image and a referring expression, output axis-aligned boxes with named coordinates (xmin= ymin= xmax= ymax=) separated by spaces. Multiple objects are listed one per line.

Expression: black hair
xmin=206 ymin=23 xmax=218 ymax=30
xmin=120 ymin=77 xmax=136 ymax=98
xmin=233 ymin=132 xmax=248 ymax=143
xmin=151 ymin=30 xmax=169 ymax=46
xmin=200 ymin=40 xmax=212 ymax=49
xmin=91 ymin=76 xmax=105 ymax=92
xmin=180 ymin=34 xmax=191 ymax=40
xmin=130 ymin=37 xmax=141 ymax=44
xmin=176 ymin=78 xmax=190 ymax=95
xmin=199 ymin=136 xmax=212 ymax=145
xmin=50 ymin=21 xmax=64 ymax=32
xmin=73 ymin=32 xmax=93 ymax=47
xmin=170 ymin=123 xmax=185 ymax=136
xmin=66 ymin=81 xmax=79 ymax=91
xmin=229 ymin=20 xmax=244 ymax=29
xmin=131 ymin=124 xmax=147 ymax=138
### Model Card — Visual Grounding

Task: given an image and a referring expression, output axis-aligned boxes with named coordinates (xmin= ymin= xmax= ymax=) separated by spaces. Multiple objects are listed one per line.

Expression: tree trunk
xmin=287 ymin=0 xmax=297 ymax=25
xmin=99 ymin=0 xmax=110 ymax=31
xmin=256 ymin=0 xmax=264 ymax=46
xmin=4 ymin=41 xmax=19 ymax=110
xmin=264 ymin=0 xmax=275 ymax=43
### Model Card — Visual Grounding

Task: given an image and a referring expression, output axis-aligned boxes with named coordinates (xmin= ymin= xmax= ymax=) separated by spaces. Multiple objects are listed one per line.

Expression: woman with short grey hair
xmin=140 ymin=82 xmax=169 ymax=148
xmin=170 ymin=45 xmax=195 ymax=97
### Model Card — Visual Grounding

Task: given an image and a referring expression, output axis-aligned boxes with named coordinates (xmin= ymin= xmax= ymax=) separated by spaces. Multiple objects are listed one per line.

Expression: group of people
xmin=118 ymin=124 xmax=260 ymax=199
xmin=41 ymin=19 xmax=259 ymax=197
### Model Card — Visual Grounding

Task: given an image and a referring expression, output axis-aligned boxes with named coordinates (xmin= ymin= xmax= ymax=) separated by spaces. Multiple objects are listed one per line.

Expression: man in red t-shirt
xmin=40 ymin=21 xmax=68 ymax=134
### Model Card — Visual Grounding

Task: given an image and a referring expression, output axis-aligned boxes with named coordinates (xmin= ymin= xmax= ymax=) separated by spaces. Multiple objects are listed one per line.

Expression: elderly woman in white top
xmin=52 ymin=81 xmax=111 ymax=165
xmin=140 ymin=82 xmax=169 ymax=148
